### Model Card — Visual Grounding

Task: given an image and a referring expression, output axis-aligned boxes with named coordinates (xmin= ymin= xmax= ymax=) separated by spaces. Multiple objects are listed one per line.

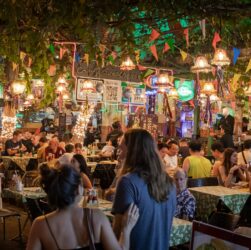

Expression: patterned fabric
xmin=2 ymin=156 xmax=37 ymax=171
xmin=189 ymin=186 xmax=250 ymax=221
xmin=175 ymin=188 xmax=196 ymax=221
xmin=169 ymin=217 xmax=192 ymax=247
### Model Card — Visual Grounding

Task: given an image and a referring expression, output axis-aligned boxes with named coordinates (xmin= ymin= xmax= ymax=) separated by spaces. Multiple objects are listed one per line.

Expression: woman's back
xmin=112 ymin=172 xmax=176 ymax=250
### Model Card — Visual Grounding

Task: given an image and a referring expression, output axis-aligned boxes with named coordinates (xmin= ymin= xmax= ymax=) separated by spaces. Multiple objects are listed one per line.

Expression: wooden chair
xmin=187 ymin=177 xmax=219 ymax=188
xmin=0 ymin=208 xmax=22 ymax=241
xmin=21 ymin=171 xmax=39 ymax=187
xmin=208 ymin=212 xmax=240 ymax=231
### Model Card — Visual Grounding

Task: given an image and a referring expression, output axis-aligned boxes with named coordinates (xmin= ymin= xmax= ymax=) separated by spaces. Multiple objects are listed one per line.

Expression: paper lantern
xmin=211 ymin=49 xmax=230 ymax=66
xmin=201 ymin=81 xmax=216 ymax=95
xmin=120 ymin=57 xmax=135 ymax=71
xmin=191 ymin=56 xmax=212 ymax=73
xmin=11 ymin=79 xmax=26 ymax=95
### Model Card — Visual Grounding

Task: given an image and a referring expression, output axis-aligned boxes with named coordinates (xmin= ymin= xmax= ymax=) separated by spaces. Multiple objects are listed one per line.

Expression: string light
xmin=1 ymin=115 xmax=17 ymax=139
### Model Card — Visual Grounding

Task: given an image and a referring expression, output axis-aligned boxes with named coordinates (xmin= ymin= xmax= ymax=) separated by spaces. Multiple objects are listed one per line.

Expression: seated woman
xmin=174 ymin=168 xmax=196 ymax=221
xmin=27 ymin=164 xmax=139 ymax=250
xmin=218 ymin=148 xmax=250 ymax=188
xmin=99 ymin=140 xmax=115 ymax=158
xmin=71 ymin=154 xmax=93 ymax=189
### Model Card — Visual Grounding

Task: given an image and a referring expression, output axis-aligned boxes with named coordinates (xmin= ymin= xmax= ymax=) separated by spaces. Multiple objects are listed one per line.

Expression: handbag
xmin=85 ymin=208 xmax=96 ymax=250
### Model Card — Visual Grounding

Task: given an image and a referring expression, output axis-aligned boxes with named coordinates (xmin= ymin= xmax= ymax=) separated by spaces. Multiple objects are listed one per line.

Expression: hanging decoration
xmin=150 ymin=45 xmax=158 ymax=61
xmin=120 ymin=57 xmax=136 ymax=70
xmin=168 ymin=87 xmax=178 ymax=99
xmin=199 ymin=19 xmax=206 ymax=39
xmin=191 ymin=56 xmax=212 ymax=73
xmin=245 ymin=59 xmax=251 ymax=73
xmin=1 ymin=115 xmax=17 ymax=139
xmin=11 ymin=75 xmax=26 ymax=95
xmin=149 ymin=29 xmax=160 ymax=41
xmin=180 ymin=50 xmax=187 ymax=61
xmin=211 ymin=48 xmax=230 ymax=66
xmin=183 ymin=28 xmax=189 ymax=47
xmin=212 ymin=32 xmax=221 ymax=50
xmin=163 ymin=43 xmax=170 ymax=53
xmin=200 ymin=81 xmax=216 ymax=95
xmin=233 ymin=47 xmax=241 ymax=65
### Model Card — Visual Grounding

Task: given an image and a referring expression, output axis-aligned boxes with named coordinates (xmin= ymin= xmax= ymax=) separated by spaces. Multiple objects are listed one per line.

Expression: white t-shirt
xmin=163 ymin=154 xmax=178 ymax=170
xmin=237 ymin=150 xmax=251 ymax=165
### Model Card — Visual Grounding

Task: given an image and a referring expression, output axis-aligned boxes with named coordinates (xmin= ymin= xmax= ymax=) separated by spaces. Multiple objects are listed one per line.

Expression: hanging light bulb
xmin=191 ymin=56 xmax=212 ymax=73
xmin=211 ymin=49 xmax=230 ymax=66
xmin=120 ymin=57 xmax=135 ymax=71
xmin=56 ymin=82 xmax=66 ymax=93
xmin=201 ymin=81 xmax=216 ymax=95
xmin=157 ymin=73 xmax=170 ymax=84
xmin=210 ymin=94 xmax=219 ymax=102
xmin=168 ymin=88 xmax=178 ymax=99
xmin=11 ymin=75 xmax=26 ymax=95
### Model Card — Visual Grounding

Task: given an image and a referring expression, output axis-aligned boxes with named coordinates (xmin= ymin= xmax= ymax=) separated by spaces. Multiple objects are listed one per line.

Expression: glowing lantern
xmin=11 ymin=78 xmax=26 ymax=95
xmin=26 ymin=94 xmax=35 ymax=101
xmin=201 ymin=81 xmax=216 ymax=95
xmin=211 ymin=49 xmax=230 ymax=66
xmin=191 ymin=56 xmax=212 ymax=73
xmin=56 ymin=83 xmax=66 ymax=93
xmin=81 ymin=79 xmax=95 ymax=93
xmin=62 ymin=92 xmax=70 ymax=100
xmin=157 ymin=73 xmax=170 ymax=84
xmin=120 ymin=57 xmax=135 ymax=71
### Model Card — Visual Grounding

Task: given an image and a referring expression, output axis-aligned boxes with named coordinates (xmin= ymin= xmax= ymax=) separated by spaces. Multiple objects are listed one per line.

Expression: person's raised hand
xmin=122 ymin=203 xmax=139 ymax=232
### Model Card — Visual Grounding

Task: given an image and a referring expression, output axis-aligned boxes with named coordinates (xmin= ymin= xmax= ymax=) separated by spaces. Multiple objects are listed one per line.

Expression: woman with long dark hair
xmin=219 ymin=148 xmax=250 ymax=187
xmin=27 ymin=164 xmax=139 ymax=250
xmin=71 ymin=154 xmax=92 ymax=189
xmin=112 ymin=129 xmax=176 ymax=250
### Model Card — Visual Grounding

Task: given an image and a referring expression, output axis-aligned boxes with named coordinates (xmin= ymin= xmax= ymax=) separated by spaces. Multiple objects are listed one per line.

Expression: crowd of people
xmin=2 ymin=121 xmax=251 ymax=249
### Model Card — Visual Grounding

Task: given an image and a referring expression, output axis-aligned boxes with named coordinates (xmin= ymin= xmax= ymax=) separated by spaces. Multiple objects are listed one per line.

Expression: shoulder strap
xmin=242 ymin=150 xmax=247 ymax=164
xmin=84 ymin=208 xmax=96 ymax=250
xmin=44 ymin=215 xmax=61 ymax=250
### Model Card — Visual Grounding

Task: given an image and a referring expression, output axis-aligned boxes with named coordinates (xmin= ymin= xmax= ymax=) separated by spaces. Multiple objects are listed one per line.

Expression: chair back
xmin=25 ymin=198 xmax=43 ymax=221
xmin=187 ymin=177 xmax=219 ymax=188
xmin=208 ymin=212 xmax=240 ymax=231
xmin=22 ymin=171 xmax=39 ymax=187
xmin=238 ymin=195 xmax=251 ymax=227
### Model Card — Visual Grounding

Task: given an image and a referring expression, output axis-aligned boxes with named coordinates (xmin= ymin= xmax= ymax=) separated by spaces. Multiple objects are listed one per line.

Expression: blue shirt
xmin=175 ymin=188 xmax=196 ymax=221
xmin=112 ymin=172 xmax=176 ymax=250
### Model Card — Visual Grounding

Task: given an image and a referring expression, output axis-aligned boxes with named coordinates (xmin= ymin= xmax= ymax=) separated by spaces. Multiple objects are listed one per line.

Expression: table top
xmin=189 ymin=186 xmax=250 ymax=197
xmin=3 ymin=187 xmax=46 ymax=200
xmin=1 ymin=156 xmax=37 ymax=159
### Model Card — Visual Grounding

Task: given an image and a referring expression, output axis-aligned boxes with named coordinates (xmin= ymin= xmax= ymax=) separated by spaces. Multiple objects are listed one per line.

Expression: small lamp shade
xmin=211 ymin=49 xmax=230 ymax=66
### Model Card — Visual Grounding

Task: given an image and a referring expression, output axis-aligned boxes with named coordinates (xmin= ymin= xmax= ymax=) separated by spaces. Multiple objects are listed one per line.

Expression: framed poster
xmin=76 ymin=78 xmax=103 ymax=102
xmin=121 ymin=82 xmax=145 ymax=105
xmin=103 ymin=79 xmax=122 ymax=102
xmin=191 ymin=221 xmax=251 ymax=250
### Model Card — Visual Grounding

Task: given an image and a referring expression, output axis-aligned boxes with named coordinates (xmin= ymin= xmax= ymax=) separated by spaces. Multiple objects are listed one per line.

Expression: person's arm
xmin=219 ymin=165 xmax=240 ymax=187
xmin=99 ymin=204 xmax=139 ymax=250
xmin=182 ymin=157 xmax=190 ymax=174
xmin=81 ymin=173 xmax=92 ymax=189
xmin=238 ymin=166 xmax=250 ymax=182
xmin=26 ymin=218 xmax=42 ymax=250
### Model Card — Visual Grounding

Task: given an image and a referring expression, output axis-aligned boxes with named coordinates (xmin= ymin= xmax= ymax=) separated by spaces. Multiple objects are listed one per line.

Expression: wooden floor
xmin=0 ymin=201 xmax=31 ymax=250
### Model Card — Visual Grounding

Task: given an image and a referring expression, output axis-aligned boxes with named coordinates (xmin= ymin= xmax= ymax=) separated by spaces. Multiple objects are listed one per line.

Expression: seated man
xmin=211 ymin=142 xmax=224 ymax=180
xmin=44 ymin=137 xmax=65 ymax=161
xmin=99 ymin=140 xmax=115 ymax=158
xmin=4 ymin=130 xmax=26 ymax=156
xmin=174 ymin=168 xmax=196 ymax=221
xmin=37 ymin=137 xmax=48 ymax=162
xmin=182 ymin=141 xmax=212 ymax=178
xmin=163 ymin=140 xmax=179 ymax=170
xmin=22 ymin=130 xmax=33 ymax=153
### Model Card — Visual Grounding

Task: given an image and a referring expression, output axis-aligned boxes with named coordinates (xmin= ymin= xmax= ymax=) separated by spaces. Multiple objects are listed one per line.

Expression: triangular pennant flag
xmin=212 ymin=32 xmax=221 ymax=50
xmin=99 ymin=44 xmax=106 ymax=57
xmin=107 ymin=55 xmax=115 ymax=65
xmin=189 ymin=100 xmax=195 ymax=108
xmin=28 ymin=57 xmax=32 ymax=67
xmin=233 ymin=47 xmax=241 ymax=65
xmin=199 ymin=19 xmax=206 ymax=39
xmin=150 ymin=45 xmax=158 ymax=61
xmin=180 ymin=50 xmax=187 ymax=61
xmin=12 ymin=62 xmax=17 ymax=71
xmin=149 ymin=29 xmax=160 ymax=41
xmin=166 ymin=38 xmax=175 ymax=52
xmin=49 ymin=44 xmax=55 ymax=54
xmin=111 ymin=51 xmax=117 ymax=60
xmin=231 ymin=73 xmax=241 ymax=92
xmin=83 ymin=53 xmax=89 ymax=66
xmin=183 ymin=28 xmax=189 ymax=47
xmin=47 ymin=64 xmax=56 ymax=76
xmin=143 ymin=69 xmax=155 ymax=78
xmin=59 ymin=47 xmax=67 ymax=60
xmin=137 ymin=64 xmax=147 ymax=71
xmin=163 ymin=43 xmax=170 ymax=53
xmin=75 ymin=52 xmax=81 ymax=63
xmin=20 ymin=51 xmax=26 ymax=62
xmin=245 ymin=59 xmax=251 ymax=73
xmin=135 ymin=50 xmax=140 ymax=64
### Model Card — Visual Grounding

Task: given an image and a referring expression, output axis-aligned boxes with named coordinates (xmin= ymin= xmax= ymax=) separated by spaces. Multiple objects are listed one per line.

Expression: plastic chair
xmin=208 ymin=212 xmax=240 ymax=231
xmin=0 ymin=208 xmax=22 ymax=241
xmin=187 ymin=177 xmax=219 ymax=188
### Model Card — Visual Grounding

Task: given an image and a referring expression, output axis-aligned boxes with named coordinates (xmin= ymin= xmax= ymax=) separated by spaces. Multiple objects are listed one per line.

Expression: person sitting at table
xmin=163 ymin=140 xmax=179 ymax=171
xmin=75 ymin=143 xmax=84 ymax=155
xmin=58 ymin=144 xmax=75 ymax=166
xmin=27 ymin=164 xmax=139 ymax=250
xmin=157 ymin=143 xmax=169 ymax=160
xmin=37 ymin=137 xmax=48 ymax=162
xmin=174 ymin=168 xmax=196 ymax=221
xmin=22 ymin=130 xmax=33 ymax=153
xmin=218 ymin=148 xmax=250 ymax=187
xmin=178 ymin=138 xmax=190 ymax=163
xmin=44 ymin=137 xmax=65 ymax=161
xmin=31 ymin=134 xmax=41 ymax=153
xmin=4 ymin=130 xmax=26 ymax=156
xmin=182 ymin=141 xmax=212 ymax=178
xmin=99 ymin=140 xmax=115 ymax=158
xmin=71 ymin=154 xmax=92 ymax=189
xmin=106 ymin=121 xmax=123 ymax=148
xmin=211 ymin=142 xmax=225 ymax=179
xmin=237 ymin=139 xmax=251 ymax=166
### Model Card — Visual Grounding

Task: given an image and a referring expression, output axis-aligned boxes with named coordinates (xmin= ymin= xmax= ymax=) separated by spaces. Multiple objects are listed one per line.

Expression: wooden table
xmin=189 ymin=186 xmax=250 ymax=221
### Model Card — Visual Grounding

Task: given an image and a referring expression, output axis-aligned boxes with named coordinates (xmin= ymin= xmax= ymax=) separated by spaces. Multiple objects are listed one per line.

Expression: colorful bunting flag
xmin=150 ymin=45 xmax=158 ymax=61
xmin=199 ymin=19 xmax=206 ymax=39
xmin=59 ymin=47 xmax=67 ymax=59
xmin=183 ymin=28 xmax=189 ymax=47
xmin=180 ymin=50 xmax=187 ymax=61
xmin=111 ymin=51 xmax=117 ymax=60
xmin=149 ymin=29 xmax=160 ymax=41
xmin=212 ymin=32 xmax=221 ymax=50
xmin=49 ymin=44 xmax=55 ymax=54
xmin=135 ymin=50 xmax=140 ymax=64
xmin=20 ymin=51 xmax=26 ymax=62
xmin=137 ymin=64 xmax=147 ymax=71
xmin=28 ymin=57 xmax=32 ymax=67
xmin=48 ymin=64 xmax=56 ymax=76
xmin=12 ymin=62 xmax=17 ymax=71
xmin=245 ymin=59 xmax=251 ymax=73
xmin=163 ymin=43 xmax=170 ymax=53
xmin=75 ymin=53 xmax=81 ymax=63
xmin=84 ymin=53 xmax=89 ymax=65
xmin=231 ymin=73 xmax=241 ymax=92
xmin=143 ymin=68 xmax=155 ymax=78
xmin=233 ymin=47 xmax=241 ymax=65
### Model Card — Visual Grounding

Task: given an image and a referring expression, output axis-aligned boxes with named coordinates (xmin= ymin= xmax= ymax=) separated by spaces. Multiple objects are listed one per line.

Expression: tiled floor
xmin=0 ymin=201 xmax=31 ymax=250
